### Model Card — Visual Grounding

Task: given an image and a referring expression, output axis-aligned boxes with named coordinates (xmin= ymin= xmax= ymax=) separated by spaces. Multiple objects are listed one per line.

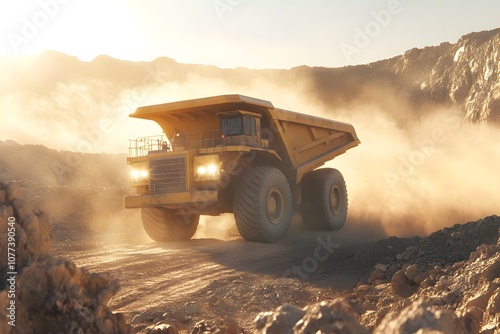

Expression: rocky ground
xmin=1 ymin=180 xmax=498 ymax=333
xmin=256 ymin=216 xmax=500 ymax=334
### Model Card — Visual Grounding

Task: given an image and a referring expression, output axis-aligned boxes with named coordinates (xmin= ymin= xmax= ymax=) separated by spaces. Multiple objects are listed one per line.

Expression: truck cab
xmin=219 ymin=110 xmax=268 ymax=148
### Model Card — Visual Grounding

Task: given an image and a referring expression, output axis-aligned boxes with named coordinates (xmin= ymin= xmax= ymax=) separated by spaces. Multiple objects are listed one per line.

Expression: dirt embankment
xmin=0 ymin=182 xmax=132 ymax=334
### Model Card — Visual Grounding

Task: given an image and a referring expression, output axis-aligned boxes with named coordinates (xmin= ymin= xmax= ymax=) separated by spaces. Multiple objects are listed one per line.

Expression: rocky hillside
xmin=382 ymin=28 xmax=500 ymax=122
xmin=0 ymin=28 xmax=499 ymax=151
xmin=0 ymin=141 xmax=132 ymax=240
xmin=299 ymin=27 xmax=500 ymax=123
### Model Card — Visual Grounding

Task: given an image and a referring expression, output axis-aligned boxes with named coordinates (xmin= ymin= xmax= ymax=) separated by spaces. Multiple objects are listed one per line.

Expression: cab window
xmin=245 ymin=117 xmax=256 ymax=135
xmin=221 ymin=115 xmax=243 ymax=136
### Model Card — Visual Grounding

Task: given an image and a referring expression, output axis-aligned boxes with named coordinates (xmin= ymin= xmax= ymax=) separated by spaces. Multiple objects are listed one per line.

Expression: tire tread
xmin=234 ymin=166 xmax=292 ymax=242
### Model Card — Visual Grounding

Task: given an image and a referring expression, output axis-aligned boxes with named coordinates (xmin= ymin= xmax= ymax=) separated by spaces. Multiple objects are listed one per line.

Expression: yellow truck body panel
xmin=129 ymin=94 xmax=359 ymax=184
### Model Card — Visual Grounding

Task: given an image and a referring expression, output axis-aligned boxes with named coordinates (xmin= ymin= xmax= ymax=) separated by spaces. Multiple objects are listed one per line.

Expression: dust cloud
xmin=321 ymin=104 xmax=500 ymax=239
xmin=194 ymin=214 xmax=240 ymax=240
xmin=1 ymin=57 xmax=499 ymax=240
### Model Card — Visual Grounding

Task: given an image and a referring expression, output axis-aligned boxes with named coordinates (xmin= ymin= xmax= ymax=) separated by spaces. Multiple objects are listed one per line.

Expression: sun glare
xmin=0 ymin=1 xmax=145 ymax=61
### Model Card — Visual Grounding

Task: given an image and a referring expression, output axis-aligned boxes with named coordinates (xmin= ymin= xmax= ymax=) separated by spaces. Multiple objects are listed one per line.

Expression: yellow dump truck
xmin=124 ymin=95 xmax=359 ymax=242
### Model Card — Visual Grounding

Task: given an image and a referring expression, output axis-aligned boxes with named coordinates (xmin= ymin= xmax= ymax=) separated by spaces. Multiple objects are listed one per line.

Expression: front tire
xmin=141 ymin=208 xmax=199 ymax=242
xmin=300 ymin=168 xmax=348 ymax=231
xmin=233 ymin=167 xmax=292 ymax=242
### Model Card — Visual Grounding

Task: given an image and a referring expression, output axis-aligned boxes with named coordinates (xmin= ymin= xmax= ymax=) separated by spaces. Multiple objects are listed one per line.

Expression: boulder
xmin=374 ymin=298 xmax=467 ymax=334
xmin=254 ymin=304 xmax=305 ymax=334
xmin=294 ymin=300 xmax=369 ymax=334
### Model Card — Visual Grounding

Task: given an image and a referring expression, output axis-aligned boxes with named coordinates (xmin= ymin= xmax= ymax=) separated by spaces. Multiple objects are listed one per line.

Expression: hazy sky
xmin=1 ymin=0 xmax=499 ymax=68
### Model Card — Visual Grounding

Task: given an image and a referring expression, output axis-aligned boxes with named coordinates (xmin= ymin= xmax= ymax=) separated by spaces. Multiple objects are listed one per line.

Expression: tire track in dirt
xmin=51 ymin=232 xmax=365 ymax=332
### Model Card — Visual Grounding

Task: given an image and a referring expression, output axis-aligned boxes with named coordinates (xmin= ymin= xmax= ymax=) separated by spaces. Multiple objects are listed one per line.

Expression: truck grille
xmin=149 ymin=155 xmax=187 ymax=194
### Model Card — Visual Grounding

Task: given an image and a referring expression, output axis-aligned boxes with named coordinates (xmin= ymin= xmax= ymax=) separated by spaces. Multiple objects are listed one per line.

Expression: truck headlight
xmin=194 ymin=155 xmax=220 ymax=181
xmin=197 ymin=164 xmax=218 ymax=176
xmin=130 ymin=168 xmax=149 ymax=181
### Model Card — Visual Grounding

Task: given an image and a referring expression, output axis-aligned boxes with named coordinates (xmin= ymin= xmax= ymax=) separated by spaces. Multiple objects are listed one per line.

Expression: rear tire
xmin=300 ymin=168 xmax=348 ymax=231
xmin=141 ymin=208 xmax=199 ymax=242
xmin=233 ymin=167 xmax=292 ymax=242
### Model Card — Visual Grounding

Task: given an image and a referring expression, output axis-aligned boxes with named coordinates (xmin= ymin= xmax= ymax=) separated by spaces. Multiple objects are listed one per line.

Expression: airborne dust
xmin=1 ymin=63 xmax=499 ymax=241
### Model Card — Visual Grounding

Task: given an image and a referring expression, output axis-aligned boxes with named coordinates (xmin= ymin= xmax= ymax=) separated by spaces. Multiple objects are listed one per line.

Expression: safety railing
xmin=128 ymin=130 xmax=272 ymax=158
xmin=128 ymin=135 xmax=170 ymax=158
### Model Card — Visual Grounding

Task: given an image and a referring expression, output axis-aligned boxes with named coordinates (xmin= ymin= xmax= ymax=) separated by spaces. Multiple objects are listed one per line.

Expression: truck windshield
xmin=221 ymin=115 xmax=243 ymax=136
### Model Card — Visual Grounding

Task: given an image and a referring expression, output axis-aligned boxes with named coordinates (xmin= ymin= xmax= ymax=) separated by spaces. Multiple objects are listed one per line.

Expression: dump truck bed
xmin=130 ymin=94 xmax=359 ymax=183
xmin=268 ymin=107 xmax=359 ymax=183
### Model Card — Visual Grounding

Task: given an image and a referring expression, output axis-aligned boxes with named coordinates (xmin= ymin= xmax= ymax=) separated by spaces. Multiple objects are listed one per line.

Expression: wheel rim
xmin=266 ymin=187 xmax=285 ymax=224
xmin=329 ymin=185 xmax=342 ymax=216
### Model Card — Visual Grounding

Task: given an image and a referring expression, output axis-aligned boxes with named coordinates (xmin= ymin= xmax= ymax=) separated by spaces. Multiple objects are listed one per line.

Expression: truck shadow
xmin=157 ymin=217 xmax=393 ymax=291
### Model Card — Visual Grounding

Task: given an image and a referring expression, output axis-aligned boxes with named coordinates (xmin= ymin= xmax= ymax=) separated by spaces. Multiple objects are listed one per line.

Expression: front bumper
xmin=123 ymin=190 xmax=218 ymax=209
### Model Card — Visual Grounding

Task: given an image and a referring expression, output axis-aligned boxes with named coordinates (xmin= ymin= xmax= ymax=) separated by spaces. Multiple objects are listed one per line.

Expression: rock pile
xmin=253 ymin=216 xmax=500 ymax=334
xmin=351 ymin=216 xmax=500 ymax=332
xmin=190 ymin=319 xmax=245 ymax=334
xmin=255 ymin=300 xmax=370 ymax=334
xmin=0 ymin=182 xmax=131 ymax=334
xmin=373 ymin=297 xmax=475 ymax=334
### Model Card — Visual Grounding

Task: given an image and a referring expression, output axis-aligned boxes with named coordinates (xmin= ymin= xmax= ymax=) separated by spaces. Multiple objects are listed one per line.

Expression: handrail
xmin=128 ymin=129 xmax=272 ymax=158
xmin=128 ymin=135 xmax=170 ymax=158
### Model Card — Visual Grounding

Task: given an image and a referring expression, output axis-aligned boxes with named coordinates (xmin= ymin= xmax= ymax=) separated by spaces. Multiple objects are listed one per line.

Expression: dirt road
xmin=51 ymin=223 xmax=384 ymax=333
xmin=51 ymin=212 xmax=500 ymax=334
